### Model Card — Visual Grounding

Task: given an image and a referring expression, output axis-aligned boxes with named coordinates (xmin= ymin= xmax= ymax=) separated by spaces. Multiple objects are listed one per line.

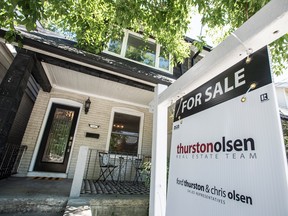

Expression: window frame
xmin=104 ymin=30 xmax=172 ymax=73
xmin=106 ymin=107 xmax=144 ymax=156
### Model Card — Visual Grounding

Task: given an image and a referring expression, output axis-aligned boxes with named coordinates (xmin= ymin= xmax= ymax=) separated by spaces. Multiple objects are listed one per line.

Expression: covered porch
xmin=81 ymin=149 xmax=151 ymax=195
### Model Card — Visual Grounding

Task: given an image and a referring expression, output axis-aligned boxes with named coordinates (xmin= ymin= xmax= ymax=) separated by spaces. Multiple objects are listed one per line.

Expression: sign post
xmin=166 ymin=47 xmax=288 ymax=216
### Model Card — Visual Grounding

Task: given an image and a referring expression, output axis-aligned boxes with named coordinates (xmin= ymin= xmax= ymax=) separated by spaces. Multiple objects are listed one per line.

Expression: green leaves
xmin=0 ymin=0 xmax=286 ymax=73
xmin=198 ymin=0 xmax=287 ymax=75
xmin=0 ymin=0 xmax=192 ymax=65
xmin=270 ymin=34 xmax=288 ymax=76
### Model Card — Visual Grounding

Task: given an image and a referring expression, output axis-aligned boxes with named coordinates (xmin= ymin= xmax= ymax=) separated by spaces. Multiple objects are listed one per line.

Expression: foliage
xmin=141 ymin=157 xmax=170 ymax=187
xmin=196 ymin=0 xmax=287 ymax=75
xmin=0 ymin=0 xmax=193 ymax=64
xmin=141 ymin=161 xmax=151 ymax=187
xmin=0 ymin=0 xmax=286 ymax=71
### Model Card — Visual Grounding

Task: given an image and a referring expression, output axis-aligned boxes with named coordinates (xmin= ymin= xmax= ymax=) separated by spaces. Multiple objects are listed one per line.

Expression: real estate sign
xmin=166 ymin=47 xmax=288 ymax=216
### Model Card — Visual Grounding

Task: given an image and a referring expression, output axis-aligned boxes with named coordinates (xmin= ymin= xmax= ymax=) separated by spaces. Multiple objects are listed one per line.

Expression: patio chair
xmin=134 ymin=158 xmax=143 ymax=183
xmin=117 ymin=156 xmax=125 ymax=182
xmin=97 ymin=152 xmax=118 ymax=182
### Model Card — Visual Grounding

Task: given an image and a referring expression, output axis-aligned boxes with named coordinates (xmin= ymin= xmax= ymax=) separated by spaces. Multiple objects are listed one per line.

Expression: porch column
xmin=149 ymin=84 xmax=168 ymax=216
xmin=70 ymin=146 xmax=89 ymax=197
xmin=0 ymin=52 xmax=34 ymax=155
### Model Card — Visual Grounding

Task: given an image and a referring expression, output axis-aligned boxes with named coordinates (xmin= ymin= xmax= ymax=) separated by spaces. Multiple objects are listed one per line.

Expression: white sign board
xmin=166 ymin=47 xmax=288 ymax=216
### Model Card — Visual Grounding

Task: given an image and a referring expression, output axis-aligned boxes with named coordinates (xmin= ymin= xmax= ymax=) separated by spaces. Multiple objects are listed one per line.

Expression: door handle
xmin=67 ymin=141 xmax=73 ymax=153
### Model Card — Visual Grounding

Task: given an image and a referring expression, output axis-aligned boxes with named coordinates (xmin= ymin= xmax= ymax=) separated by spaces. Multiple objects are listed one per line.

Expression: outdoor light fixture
xmin=241 ymin=82 xmax=257 ymax=102
xmin=89 ymin=124 xmax=100 ymax=129
xmin=84 ymin=97 xmax=91 ymax=114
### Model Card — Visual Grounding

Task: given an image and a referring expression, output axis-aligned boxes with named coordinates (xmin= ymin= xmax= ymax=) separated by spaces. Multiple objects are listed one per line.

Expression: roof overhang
xmin=0 ymin=28 xmax=179 ymax=107
xmin=42 ymin=62 xmax=155 ymax=108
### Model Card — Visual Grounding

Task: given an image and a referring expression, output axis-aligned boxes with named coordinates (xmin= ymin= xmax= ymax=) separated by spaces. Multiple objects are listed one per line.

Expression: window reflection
xmin=109 ymin=112 xmax=140 ymax=156
xmin=125 ymin=34 xmax=156 ymax=67
xmin=108 ymin=39 xmax=122 ymax=54
xmin=106 ymin=31 xmax=171 ymax=72
xmin=159 ymin=48 xmax=170 ymax=70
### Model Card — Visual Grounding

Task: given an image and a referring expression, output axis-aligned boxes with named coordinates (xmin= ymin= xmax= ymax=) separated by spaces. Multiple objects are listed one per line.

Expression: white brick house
xmin=0 ymin=25 xmax=209 ymax=179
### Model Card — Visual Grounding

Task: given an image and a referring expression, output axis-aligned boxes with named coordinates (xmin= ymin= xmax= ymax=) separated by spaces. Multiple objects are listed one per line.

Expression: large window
xmin=108 ymin=109 xmax=144 ymax=156
xmin=107 ymin=39 xmax=122 ymax=54
xmin=106 ymin=30 xmax=171 ymax=73
xmin=159 ymin=48 xmax=170 ymax=70
xmin=125 ymin=34 xmax=156 ymax=67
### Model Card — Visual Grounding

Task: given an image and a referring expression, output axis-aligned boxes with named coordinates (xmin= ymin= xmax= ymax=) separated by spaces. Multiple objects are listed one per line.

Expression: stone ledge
xmin=0 ymin=197 xmax=67 ymax=214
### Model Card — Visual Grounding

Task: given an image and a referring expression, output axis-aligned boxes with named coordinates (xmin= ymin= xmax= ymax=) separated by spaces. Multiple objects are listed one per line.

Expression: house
xmin=0 ymin=41 xmax=40 ymax=178
xmin=275 ymin=79 xmax=288 ymax=157
xmin=0 ymin=25 xmax=210 ymax=180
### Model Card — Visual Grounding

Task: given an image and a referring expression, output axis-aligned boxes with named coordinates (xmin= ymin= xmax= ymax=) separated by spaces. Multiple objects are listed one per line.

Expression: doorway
xmin=34 ymin=103 xmax=79 ymax=173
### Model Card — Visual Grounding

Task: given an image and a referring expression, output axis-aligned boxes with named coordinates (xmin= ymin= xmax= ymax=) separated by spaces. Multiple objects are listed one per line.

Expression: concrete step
xmin=0 ymin=212 xmax=63 ymax=216
xmin=0 ymin=197 xmax=68 ymax=215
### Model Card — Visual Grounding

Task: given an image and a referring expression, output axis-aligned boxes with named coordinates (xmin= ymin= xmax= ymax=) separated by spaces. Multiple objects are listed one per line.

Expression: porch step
xmin=90 ymin=195 xmax=149 ymax=216
xmin=0 ymin=197 xmax=67 ymax=215
xmin=64 ymin=198 xmax=92 ymax=216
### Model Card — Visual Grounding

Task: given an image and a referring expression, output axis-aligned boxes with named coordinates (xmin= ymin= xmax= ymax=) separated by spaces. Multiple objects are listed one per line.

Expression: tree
xmin=196 ymin=0 xmax=287 ymax=75
xmin=0 ymin=0 xmax=286 ymax=73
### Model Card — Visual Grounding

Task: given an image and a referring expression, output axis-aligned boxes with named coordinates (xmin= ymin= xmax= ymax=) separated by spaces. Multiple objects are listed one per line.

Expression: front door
xmin=34 ymin=103 xmax=79 ymax=173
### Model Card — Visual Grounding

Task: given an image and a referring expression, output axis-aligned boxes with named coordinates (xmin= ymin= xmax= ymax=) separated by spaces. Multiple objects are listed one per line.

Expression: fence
xmin=0 ymin=144 xmax=27 ymax=179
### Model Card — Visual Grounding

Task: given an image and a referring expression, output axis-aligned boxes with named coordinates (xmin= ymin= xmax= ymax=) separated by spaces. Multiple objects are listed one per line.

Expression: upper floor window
xmin=106 ymin=30 xmax=171 ymax=73
xmin=125 ymin=34 xmax=156 ymax=67
xmin=108 ymin=40 xmax=122 ymax=55
xmin=159 ymin=48 xmax=169 ymax=71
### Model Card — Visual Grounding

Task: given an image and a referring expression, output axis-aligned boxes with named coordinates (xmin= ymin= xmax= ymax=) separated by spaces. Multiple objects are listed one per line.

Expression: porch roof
xmin=0 ymin=26 xmax=176 ymax=86
xmin=0 ymin=26 xmax=188 ymax=107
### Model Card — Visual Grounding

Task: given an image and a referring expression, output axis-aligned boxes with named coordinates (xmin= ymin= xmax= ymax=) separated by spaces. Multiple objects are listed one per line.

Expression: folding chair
xmin=97 ymin=152 xmax=118 ymax=182
xmin=134 ymin=158 xmax=143 ymax=183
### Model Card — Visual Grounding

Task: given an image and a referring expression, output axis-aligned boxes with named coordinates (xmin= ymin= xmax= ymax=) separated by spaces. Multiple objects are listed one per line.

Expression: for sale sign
xmin=166 ymin=47 xmax=288 ymax=216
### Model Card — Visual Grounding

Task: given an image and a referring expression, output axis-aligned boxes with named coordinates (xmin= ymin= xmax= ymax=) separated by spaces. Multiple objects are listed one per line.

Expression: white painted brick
xmin=18 ymin=89 xmax=155 ymax=178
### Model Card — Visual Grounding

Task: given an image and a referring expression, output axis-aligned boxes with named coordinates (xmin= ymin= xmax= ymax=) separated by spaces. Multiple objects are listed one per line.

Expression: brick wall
xmin=18 ymin=88 xmax=153 ymax=178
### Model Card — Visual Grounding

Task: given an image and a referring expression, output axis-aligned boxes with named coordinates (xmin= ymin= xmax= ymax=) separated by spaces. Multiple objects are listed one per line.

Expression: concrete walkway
xmin=0 ymin=176 xmax=72 ymax=215
xmin=0 ymin=176 xmax=149 ymax=216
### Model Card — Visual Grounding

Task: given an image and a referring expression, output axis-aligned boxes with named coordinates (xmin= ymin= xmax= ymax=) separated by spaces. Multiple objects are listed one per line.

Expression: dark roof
xmin=184 ymin=36 xmax=213 ymax=52
xmin=0 ymin=27 xmax=176 ymax=87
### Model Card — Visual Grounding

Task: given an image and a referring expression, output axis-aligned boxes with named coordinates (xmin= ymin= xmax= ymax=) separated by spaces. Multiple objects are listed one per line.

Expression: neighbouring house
xmin=0 ymin=42 xmax=40 ymax=178
xmin=0 ymin=24 xmax=210 ymax=180
xmin=275 ymin=79 xmax=288 ymax=157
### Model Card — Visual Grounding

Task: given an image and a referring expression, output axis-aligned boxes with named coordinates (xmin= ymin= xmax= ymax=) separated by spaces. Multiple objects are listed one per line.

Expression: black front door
xmin=34 ymin=103 xmax=79 ymax=173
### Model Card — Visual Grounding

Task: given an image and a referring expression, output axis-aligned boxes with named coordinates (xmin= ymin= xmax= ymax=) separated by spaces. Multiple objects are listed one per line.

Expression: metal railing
xmin=84 ymin=149 xmax=151 ymax=182
xmin=0 ymin=144 xmax=27 ymax=179
xmin=70 ymin=146 xmax=151 ymax=197
xmin=81 ymin=148 xmax=151 ymax=195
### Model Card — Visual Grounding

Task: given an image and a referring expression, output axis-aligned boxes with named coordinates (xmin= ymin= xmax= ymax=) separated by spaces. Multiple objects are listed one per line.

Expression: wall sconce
xmin=84 ymin=97 xmax=91 ymax=114
xmin=89 ymin=124 xmax=100 ymax=129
